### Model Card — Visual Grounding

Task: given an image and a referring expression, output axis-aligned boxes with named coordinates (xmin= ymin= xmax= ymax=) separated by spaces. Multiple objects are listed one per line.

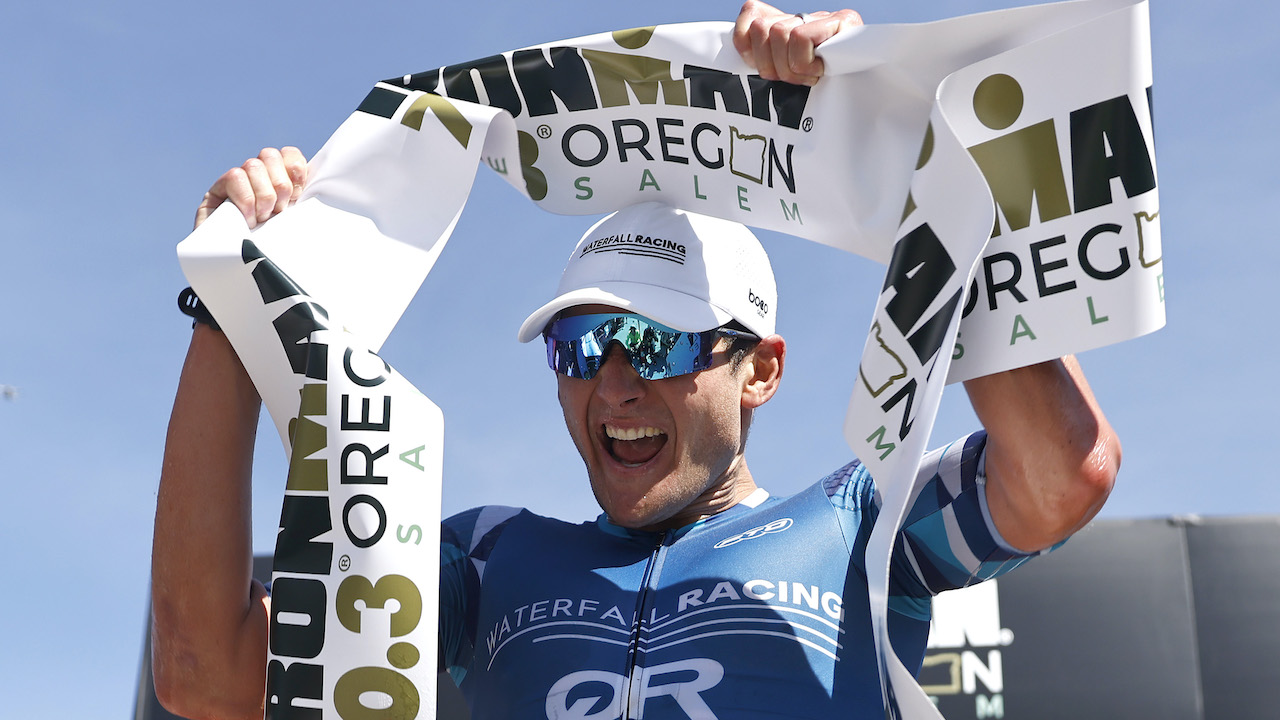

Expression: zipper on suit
xmin=622 ymin=530 xmax=672 ymax=719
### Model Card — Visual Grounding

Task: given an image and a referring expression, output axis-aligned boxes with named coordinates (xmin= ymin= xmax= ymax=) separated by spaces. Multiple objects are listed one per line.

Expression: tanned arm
xmin=151 ymin=147 xmax=306 ymax=719
xmin=965 ymin=356 xmax=1120 ymax=552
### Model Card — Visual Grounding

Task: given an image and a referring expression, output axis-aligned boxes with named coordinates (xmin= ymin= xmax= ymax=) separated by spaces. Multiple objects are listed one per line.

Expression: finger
xmin=787 ymin=25 xmax=824 ymax=83
xmin=241 ymin=157 xmax=279 ymax=227
xmin=194 ymin=189 xmax=221 ymax=230
xmin=195 ymin=165 xmax=255 ymax=230
xmin=768 ymin=17 xmax=809 ymax=84
xmin=733 ymin=0 xmax=780 ymax=67
xmin=750 ymin=21 xmax=779 ymax=80
xmin=256 ymin=148 xmax=296 ymax=217
xmin=790 ymin=10 xmax=864 ymax=84
xmin=808 ymin=9 xmax=863 ymax=45
xmin=278 ymin=146 xmax=309 ymax=204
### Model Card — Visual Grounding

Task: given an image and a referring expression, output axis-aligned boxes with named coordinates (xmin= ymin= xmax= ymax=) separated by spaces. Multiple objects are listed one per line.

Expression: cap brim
xmin=516 ymin=281 xmax=733 ymax=343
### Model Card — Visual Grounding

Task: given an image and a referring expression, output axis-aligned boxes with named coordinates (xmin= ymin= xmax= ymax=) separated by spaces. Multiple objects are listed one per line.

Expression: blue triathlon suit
xmin=439 ymin=432 xmax=1048 ymax=719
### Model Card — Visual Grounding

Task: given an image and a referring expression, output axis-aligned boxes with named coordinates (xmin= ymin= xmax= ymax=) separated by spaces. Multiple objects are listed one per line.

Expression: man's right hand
xmin=195 ymin=146 xmax=308 ymax=230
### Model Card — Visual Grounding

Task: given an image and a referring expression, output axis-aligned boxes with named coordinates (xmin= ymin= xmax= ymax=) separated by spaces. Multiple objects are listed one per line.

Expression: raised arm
xmin=730 ymin=5 xmax=1120 ymax=553
xmin=150 ymin=148 xmax=307 ymax=719
xmin=965 ymin=357 xmax=1120 ymax=553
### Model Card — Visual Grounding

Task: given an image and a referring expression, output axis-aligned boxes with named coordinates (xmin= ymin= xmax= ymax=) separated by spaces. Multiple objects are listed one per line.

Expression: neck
xmin=639 ymin=459 xmax=758 ymax=532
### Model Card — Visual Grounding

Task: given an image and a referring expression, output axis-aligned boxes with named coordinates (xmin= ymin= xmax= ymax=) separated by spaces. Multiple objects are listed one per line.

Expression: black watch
xmin=177 ymin=287 xmax=221 ymax=331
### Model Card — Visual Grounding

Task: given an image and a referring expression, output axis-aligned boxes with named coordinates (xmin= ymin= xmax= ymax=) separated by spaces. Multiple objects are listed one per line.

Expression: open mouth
xmin=604 ymin=425 xmax=667 ymax=467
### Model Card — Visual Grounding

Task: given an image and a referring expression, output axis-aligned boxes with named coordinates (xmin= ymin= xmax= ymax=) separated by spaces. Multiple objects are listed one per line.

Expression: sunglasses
xmin=545 ymin=313 xmax=758 ymax=381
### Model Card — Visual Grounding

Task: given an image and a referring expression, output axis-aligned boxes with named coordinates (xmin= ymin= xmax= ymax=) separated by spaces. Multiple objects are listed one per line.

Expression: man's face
xmin=554 ymin=307 xmax=754 ymax=531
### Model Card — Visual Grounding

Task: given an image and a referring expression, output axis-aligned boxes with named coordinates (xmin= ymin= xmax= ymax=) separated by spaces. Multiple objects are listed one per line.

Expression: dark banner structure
xmin=920 ymin=515 xmax=1280 ymax=719
xmin=137 ymin=515 xmax=1280 ymax=720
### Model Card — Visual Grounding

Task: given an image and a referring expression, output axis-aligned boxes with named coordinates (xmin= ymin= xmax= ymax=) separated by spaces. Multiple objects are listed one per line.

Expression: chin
xmin=597 ymin=493 xmax=671 ymax=530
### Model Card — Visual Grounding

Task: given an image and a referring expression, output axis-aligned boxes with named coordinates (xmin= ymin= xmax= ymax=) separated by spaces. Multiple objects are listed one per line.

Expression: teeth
xmin=605 ymin=426 xmax=665 ymax=441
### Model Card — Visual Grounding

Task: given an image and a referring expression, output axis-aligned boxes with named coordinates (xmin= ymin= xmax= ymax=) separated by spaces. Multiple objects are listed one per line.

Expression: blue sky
xmin=1 ymin=0 xmax=1275 ymax=716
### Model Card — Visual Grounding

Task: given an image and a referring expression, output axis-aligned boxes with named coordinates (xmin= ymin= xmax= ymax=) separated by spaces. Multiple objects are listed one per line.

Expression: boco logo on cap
xmin=749 ymin=289 xmax=769 ymax=316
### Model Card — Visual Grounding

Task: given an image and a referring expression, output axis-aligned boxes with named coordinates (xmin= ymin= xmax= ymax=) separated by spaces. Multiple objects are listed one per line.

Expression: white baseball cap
xmin=517 ymin=202 xmax=777 ymax=343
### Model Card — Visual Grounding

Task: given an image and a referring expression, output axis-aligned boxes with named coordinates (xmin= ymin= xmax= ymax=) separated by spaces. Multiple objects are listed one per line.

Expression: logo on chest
xmin=713 ymin=517 xmax=793 ymax=549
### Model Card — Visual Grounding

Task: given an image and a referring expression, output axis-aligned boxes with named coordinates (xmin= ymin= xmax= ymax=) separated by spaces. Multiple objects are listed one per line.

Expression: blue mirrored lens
xmin=546 ymin=314 xmax=718 ymax=380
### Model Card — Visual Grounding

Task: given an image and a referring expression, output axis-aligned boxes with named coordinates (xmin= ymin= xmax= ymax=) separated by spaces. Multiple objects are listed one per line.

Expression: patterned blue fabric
xmin=438 ymin=431 xmax=1052 ymax=719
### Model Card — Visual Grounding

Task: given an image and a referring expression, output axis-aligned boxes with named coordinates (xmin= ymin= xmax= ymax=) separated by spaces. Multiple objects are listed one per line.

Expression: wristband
xmin=178 ymin=287 xmax=221 ymax=331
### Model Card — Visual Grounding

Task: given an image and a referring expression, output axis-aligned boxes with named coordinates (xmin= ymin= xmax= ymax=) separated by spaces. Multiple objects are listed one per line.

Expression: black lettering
xmin=1070 ymin=94 xmax=1157 ymax=212
xmin=341 ymin=443 xmax=389 ymax=485
xmin=612 ymin=118 xmax=654 ymax=162
xmin=686 ymin=66 xmax=750 ymax=117
xmin=242 ymin=241 xmax=331 ymax=380
xmin=341 ymin=394 xmax=391 ymax=432
xmin=245 ymin=240 xmax=309 ymax=305
xmin=881 ymin=378 xmax=919 ymax=442
xmin=270 ymin=577 xmax=327 ymax=660
xmin=275 ymin=495 xmax=333 ymax=575
xmin=272 ymin=303 xmax=330 ymax=380
xmin=656 ymin=118 xmax=688 ymax=164
xmin=343 ymin=347 xmax=389 ymax=387
xmin=961 ymin=278 xmax=980 ymax=319
xmin=266 ymin=660 xmax=323 ymax=720
xmin=512 ymin=47 xmax=597 ymax=116
xmin=882 ymin=223 xmax=956 ymax=340
xmin=563 ymin=124 xmax=609 ymax=167
xmin=1030 ymin=235 xmax=1077 ymax=297
xmin=1078 ymin=223 xmax=1130 ymax=280
xmin=907 ymin=290 xmax=961 ymax=366
xmin=982 ymin=252 xmax=1028 ymax=311
xmin=747 ymin=75 xmax=812 ymax=130
xmin=343 ymin=495 xmax=388 ymax=548
xmin=391 ymin=68 xmax=440 ymax=95
xmin=440 ymin=54 xmax=523 ymax=117
xmin=691 ymin=123 xmax=724 ymax=169
xmin=767 ymin=140 xmax=796 ymax=193
xmin=356 ymin=86 xmax=409 ymax=121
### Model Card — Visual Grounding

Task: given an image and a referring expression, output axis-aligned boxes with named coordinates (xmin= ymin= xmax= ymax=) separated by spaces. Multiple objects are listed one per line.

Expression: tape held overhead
xmin=176 ymin=1 xmax=1160 ymax=717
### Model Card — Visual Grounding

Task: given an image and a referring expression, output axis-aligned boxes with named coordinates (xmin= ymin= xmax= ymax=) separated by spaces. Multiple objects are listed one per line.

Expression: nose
xmin=594 ymin=343 xmax=646 ymax=407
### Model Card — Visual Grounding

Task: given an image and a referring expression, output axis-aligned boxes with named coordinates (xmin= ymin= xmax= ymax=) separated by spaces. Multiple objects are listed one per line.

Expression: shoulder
xmin=819 ymin=458 xmax=875 ymax=512
xmin=442 ymin=505 xmax=527 ymax=555
xmin=443 ymin=505 xmax=591 ymax=552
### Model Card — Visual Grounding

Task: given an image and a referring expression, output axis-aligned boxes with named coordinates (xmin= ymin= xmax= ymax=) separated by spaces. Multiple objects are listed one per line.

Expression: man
xmin=151 ymin=2 xmax=1120 ymax=719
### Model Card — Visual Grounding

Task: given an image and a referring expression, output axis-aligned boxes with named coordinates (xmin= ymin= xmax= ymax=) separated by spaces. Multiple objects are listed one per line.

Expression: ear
xmin=740 ymin=334 xmax=785 ymax=409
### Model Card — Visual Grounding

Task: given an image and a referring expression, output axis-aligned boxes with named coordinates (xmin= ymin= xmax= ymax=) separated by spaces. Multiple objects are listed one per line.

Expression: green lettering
xmin=780 ymin=199 xmax=802 ymax=224
xmin=399 ymin=444 xmax=426 ymax=471
xmin=866 ymin=425 xmax=895 ymax=460
xmin=1010 ymin=314 xmax=1037 ymax=344
xmin=396 ymin=524 xmax=424 ymax=546
xmin=1087 ymin=296 xmax=1109 ymax=325
xmin=639 ymin=168 xmax=661 ymax=191
xmin=485 ymin=156 xmax=508 ymax=175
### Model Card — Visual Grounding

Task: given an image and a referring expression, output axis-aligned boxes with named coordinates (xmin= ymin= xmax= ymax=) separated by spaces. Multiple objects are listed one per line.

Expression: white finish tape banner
xmin=176 ymin=0 xmax=1162 ymax=717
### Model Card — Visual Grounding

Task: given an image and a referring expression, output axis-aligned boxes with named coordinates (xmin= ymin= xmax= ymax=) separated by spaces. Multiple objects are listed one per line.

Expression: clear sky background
xmin=0 ymin=0 xmax=1275 ymax=716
